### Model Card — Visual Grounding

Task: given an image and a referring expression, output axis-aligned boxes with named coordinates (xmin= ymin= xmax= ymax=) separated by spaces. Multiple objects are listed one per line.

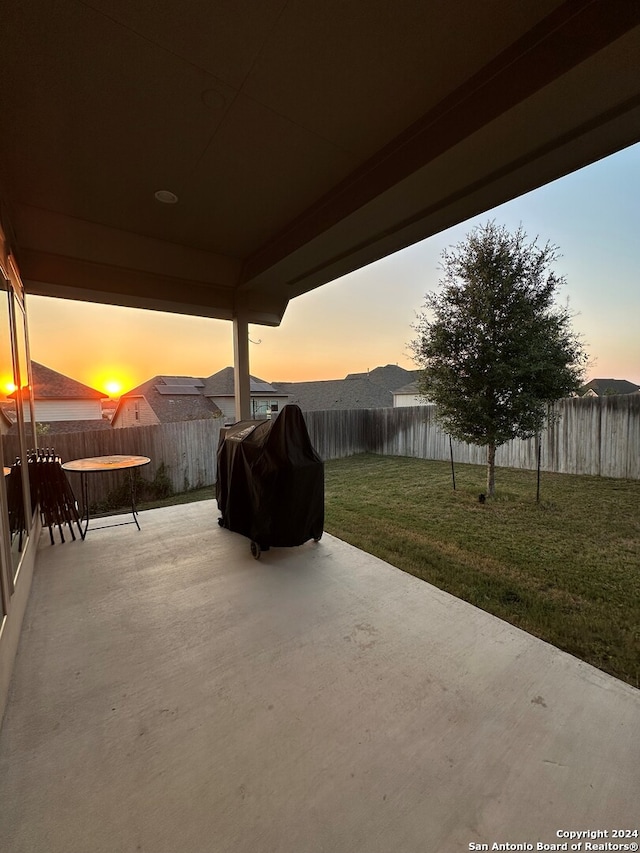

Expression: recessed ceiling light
xmin=154 ymin=190 xmax=178 ymax=204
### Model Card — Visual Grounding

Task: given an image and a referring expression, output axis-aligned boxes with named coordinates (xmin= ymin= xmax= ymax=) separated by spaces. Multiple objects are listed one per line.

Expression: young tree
xmin=410 ymin=221 xmax=588 ymax=497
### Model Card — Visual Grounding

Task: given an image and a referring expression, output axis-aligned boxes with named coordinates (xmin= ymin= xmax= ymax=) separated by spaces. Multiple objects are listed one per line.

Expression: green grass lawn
xmin=323 ymin=453 xmax=640 ymax=688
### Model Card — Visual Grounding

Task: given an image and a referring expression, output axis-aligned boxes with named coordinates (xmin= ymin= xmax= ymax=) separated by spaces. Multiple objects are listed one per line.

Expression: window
xmin=252 ymin=399 xmax=280 ymax=419
xmin=0 ymin=281 xmax=12 ymax=614
xmin=0 ymin=259 xmax=36 ymax=598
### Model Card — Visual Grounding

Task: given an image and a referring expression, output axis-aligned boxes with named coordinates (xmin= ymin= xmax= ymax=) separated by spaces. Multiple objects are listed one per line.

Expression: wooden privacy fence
xmin=2 ymin=396 xmax=637 ymax=508
xmin=304 ymin=395 xmax=640 ymax=480
xmin=3 ymin=419 xmax=223 ymax=506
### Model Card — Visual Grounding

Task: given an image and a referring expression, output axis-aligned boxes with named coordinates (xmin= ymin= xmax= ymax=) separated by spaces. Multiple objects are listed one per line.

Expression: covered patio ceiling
xmin=1 ymin=0 xmax=639 ymax=326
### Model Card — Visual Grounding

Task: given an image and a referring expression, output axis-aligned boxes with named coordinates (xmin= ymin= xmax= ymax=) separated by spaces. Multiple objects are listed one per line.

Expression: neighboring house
xmin=113 ymin=363 xmax=421 ymax=426
xmin=202 ymin=367 xmax=288 ymax=424
xmin=392 ymin=381 xmax=429 ymax=407
xmin=8 ymin=361 xmax=110 ymax=434
xmin=274 ymin=364 xmax=419 ymax=412
xmin=578 ymin=378 xmax=640 ymax=397
xmin=112 ymin=376 xmax=222 ymax=428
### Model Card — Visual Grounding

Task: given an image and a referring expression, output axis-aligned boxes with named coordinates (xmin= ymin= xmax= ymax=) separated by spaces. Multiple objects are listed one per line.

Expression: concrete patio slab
xmin=0 ymin=500 xmax=638 ymax=853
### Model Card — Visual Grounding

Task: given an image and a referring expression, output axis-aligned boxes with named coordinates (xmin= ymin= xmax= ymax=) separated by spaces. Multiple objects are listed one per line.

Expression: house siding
xmin=393 ymin=393 xmax=424 ymax=407
xmin=25 ymin=400 xmax=103 ymax=422
xmin=113 ymin=398 xmax=160 ymax=428
xmin=212 ymin=397 xmax=236 ymax=423
xmin=212 ymin=396 xmax=288 ymax=423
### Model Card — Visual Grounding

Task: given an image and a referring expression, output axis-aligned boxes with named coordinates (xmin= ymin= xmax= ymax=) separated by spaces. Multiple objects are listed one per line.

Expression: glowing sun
xmin=104 ymin=380 xmax=122 ymax=397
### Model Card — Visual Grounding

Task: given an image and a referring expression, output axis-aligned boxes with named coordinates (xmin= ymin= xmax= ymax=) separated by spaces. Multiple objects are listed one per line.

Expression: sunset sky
xmin=24 ymin=142 xmax=640 ymax=396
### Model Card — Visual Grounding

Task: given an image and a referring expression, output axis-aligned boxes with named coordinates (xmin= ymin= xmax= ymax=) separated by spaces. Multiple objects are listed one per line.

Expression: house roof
xmin=352 ymin=365 xmax=420 ymax=390
xmin=273 ymin=365 xmax=419 ymax=411
xmin=579 ymin=378 xmax=640 ymax=396
xmin=273 ymin=378 xmax=391 ymax=411
xmin=17 ymin=362 xmax=106 ymax=400
xmin=2 ymin=2 xmax=638 ymax=326
xmin=202 ymin=367 xmax=285 ymax=398
xmin=158 ymin=376 xmax=204 ymax=388
xmin=116 ymin=375 xmax=222 ymax=423
xmin=393 ymin=382 xmax=421 ymax=395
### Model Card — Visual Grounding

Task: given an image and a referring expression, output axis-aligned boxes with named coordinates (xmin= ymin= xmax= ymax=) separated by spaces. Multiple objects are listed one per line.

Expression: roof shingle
xmin=202 ymin=367 xmax=284 ymax=397
xmin=272 ymin=365 xmax=419 ymax=411
xmin=20 ymin=362 xmax=105 ymax=400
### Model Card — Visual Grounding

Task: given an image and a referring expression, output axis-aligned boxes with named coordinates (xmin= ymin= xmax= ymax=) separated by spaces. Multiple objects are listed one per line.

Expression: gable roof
xmin=272 ymin=378 xmax=390 ymax=411
xmin=579 ymin=378 xmax=640 ymax=396
xmin=18 ymin=362 xmax=106 ymax=400
xmin=116 ymin=375 xmax=221 ymax=423
xmin=202 ymin=367 xmax=285 ymax=398
xmin=346 ymin=364 xmax=420 ymax=389
xmin=272 ymin=365 xmax=419 ymax=411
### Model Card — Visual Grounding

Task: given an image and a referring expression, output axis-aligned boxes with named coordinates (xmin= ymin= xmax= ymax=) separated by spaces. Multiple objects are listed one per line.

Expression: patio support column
xmin=232 ymin=313 xmax=251 ymax=422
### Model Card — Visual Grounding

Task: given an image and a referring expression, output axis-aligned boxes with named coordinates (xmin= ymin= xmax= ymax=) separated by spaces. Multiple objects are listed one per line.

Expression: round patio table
xmin=62 ymin=455 xmax=151 ymax=538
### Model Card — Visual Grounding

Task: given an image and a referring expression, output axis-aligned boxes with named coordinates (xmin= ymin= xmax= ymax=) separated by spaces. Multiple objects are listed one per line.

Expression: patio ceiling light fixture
xmin=154 ymin=190 xmax=178 ymax=204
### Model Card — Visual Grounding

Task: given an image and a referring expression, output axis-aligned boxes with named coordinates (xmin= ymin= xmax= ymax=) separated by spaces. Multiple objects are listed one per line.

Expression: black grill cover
xmin=215 ymin=405 xmax=324 ymax=549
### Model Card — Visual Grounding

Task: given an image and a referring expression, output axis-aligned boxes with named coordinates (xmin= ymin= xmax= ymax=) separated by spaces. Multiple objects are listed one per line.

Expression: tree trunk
xmin=486 ymin=442 xmax=496 ymax=497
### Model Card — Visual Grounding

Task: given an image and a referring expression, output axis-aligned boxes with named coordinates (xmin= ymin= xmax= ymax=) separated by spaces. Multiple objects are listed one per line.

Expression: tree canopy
xmin=410 ymin=221 xmax=588 ymax=496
